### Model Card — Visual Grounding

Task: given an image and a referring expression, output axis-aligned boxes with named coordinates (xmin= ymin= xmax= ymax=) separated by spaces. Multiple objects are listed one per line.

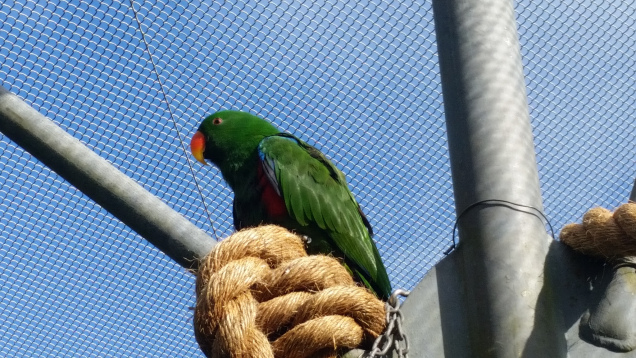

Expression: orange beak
xmin=190 ymin=131 xmax=208 ymax=165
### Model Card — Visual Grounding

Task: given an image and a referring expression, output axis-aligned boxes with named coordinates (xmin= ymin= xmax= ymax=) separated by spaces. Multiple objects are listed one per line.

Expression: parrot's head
xmin=191 ymin=110 xmax=280 ymax=168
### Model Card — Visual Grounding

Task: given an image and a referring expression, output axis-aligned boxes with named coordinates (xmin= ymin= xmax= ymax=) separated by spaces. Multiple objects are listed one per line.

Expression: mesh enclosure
xmin=0 ymin=0 xmax=634 ymax=356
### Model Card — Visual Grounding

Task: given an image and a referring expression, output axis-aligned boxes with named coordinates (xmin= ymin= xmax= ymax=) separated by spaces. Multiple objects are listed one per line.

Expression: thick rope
xmin=560 ymin=202 xmax=636 ymax=259
xmin=194 ymin=225 xmax=386 ymax=358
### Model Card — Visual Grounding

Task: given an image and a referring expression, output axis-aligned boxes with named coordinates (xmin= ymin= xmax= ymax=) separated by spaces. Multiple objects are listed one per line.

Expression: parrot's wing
xmin=258 ymin=134 xmax=387 ymax=290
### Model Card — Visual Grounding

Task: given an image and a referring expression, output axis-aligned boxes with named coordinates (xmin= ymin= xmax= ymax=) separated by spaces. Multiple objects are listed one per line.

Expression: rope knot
xmin=560 ymin=202 xmax=636 ymax=259
xmin=194 ymin=225 xmax=386 ymax=358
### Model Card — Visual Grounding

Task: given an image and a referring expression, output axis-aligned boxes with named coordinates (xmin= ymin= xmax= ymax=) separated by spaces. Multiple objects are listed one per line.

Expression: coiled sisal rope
xmin=194 ymin=225 xmax=386 ymax=358
xmin=560 ymin=203 xmax=636 ymax=259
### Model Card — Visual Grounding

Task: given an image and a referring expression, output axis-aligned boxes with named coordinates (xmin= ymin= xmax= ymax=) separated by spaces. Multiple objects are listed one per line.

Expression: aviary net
xmin=0 ymin=0 xmax=633 ymax=356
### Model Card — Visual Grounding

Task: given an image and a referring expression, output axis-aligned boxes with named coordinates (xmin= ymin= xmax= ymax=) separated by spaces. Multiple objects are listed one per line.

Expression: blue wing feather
xmin=258 ymin=140 xmax=282 ymax=197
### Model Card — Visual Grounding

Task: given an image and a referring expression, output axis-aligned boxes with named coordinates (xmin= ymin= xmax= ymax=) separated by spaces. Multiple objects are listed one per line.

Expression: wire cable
xmin=444 ymin=199 xmax=555 ymax=255
xmin=129 ymin=0 xmax=218 ymax=240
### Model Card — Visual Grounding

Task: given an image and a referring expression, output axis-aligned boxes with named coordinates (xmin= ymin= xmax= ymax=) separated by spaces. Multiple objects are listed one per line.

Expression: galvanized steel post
xmin=0 ymin=85 xmax=215 ymax=270
xmin=432 ymin=0 xmax=564 ymax=356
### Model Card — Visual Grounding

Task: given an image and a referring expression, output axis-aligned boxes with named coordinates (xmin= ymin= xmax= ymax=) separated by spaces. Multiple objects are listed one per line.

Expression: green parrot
xmin=190 ymin=110 xmax=391 ymax=300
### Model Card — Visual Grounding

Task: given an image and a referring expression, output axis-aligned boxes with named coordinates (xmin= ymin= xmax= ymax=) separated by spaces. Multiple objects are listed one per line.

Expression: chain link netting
xmin=0 ymin=0 xmax=634 ymax=356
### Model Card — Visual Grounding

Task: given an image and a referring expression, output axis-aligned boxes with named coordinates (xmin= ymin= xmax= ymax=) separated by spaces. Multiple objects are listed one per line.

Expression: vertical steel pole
xmin=432 ymin=0 xmax=564 ymax=356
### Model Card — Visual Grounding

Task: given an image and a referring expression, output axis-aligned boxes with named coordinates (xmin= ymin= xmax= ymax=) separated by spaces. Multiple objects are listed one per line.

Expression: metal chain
xmin=366 ymin=289 xmax=410 ymax=358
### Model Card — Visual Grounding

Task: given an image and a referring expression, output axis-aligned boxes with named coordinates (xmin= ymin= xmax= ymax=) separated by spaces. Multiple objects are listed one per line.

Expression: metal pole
xmin=432 ymin=0 xmax=563 ymax=356
xmin=0 ymin=85 xmax=215 ymax=270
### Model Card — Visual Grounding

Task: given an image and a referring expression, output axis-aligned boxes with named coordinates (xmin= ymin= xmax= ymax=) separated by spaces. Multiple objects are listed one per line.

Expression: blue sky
xmin=0 ymin=0 xmax=634 ymax=356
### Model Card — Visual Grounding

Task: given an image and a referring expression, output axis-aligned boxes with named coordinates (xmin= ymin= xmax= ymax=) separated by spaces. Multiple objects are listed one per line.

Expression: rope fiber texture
xmin=194 ymin=225 xmax=386 ymax=358
xmin=560 ymin=202 xmax=636 ymax=259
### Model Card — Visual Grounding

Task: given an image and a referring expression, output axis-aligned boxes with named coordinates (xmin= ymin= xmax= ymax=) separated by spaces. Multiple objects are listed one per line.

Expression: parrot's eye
xmin=213 ymin=118 xmax=223 ymax=125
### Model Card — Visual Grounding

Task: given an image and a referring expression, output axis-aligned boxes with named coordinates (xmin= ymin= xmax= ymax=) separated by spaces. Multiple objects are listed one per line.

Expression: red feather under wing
xmin=257 ymin=164 xmax=287 ymax=219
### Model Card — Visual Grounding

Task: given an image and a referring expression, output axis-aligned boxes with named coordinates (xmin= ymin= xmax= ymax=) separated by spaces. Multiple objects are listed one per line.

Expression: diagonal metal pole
xmin=0 ymin=85 xmax=215 ymax=270
xmin=432 ymin=0 xmax=564 ymax=356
